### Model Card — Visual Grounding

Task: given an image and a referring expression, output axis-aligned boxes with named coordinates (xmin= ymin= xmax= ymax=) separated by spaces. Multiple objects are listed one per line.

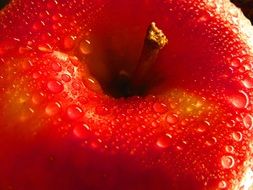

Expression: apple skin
xmin=1 ymin=0 xmax=253 ymax=190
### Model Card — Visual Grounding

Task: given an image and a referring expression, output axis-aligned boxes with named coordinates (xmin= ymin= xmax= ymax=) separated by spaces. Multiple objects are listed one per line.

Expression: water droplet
xmin=67 ymin=105 xmax=84 ymax=120
xmin=47 ymin=80 xmax=64 ymax=93
xmin=83 ymin=77 xmax=102 ymax=93
xmin=78 ymin=96 xmax=88 ymax=104
xmin=79 ymin=39 xmax=91 ymax=55
xmin=19 ymin=109 xmax=31 ymax=122
xmin=52 ymin=12 xmax=62 ymax=21
xmin=232 ymin=131 xmax=242 ymax=142
xmin=72 ymin=81 xmax=81 ymax=90
xmin=32 ymin=93 xmax=44 ymax=104
xmin=73 ymin=123 xmax=90 ymax=138
xmin=229 ymin=91 xmax=249 ymax=108
xmin=45 ymin=102 xmax=61 ymax=116
xmin=166 ymin=114 xmax=178 ymax=124
xmin=156 ymin=133 xmax=172 ymax=148
xmin=52 ymin=62 xmax=62 ymax=72
xmin=62 ymin=36 xmax=76 ymax=50
xmin=218 ymin=180 xmax=227 ymax=189
xmin=0 ymin=39 xmax=17 ymax=55
xmin=61 ymin=74 xmax=71 ymax=82
xmin=227 ymin=120 xmax=236 ymax=128
xmin=242 ymin=77 xmax=253 ymax=89
xmin=243 ymin=114 xmax=253 ymax=129
xmin=47 ymin=1 xmax=56 ymax=9
xmin=32 ymin=72 xmax=40 ymax=79
xmin=225 ymin=145 xmax=234 ymax=153
xmin=95 ymin=106 xmax=109 ymax=115
xmin=153 ymin=102 xmax=167 ymax=114
xmin=230 ymin=57 xmax=241 ymax=67
xmin=195 ymin=121 xmax=210 ymax=133
xmin=205 ymin=136 xmax=217 ymax=146
xmin=137 ymin=125 xmax=146 ymax=133
xmin=221 ymin=155 xmax=235 ymax=169
xmin=52 ymin=14 xmax=60 ymax=21
xmin=90 ymin=139 xmax=101 ymax=149
xmin=69 ymin=56 xmax=79 ymax=66
xmin=197 ymin=15 xmax=208 ymax=22
xmin=67 ymin=66 xmax=74 ymax=74
xmin=32 ymin=21 xmax=42 ymax=31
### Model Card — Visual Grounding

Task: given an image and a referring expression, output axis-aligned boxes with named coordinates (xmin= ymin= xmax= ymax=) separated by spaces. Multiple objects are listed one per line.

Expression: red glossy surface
xmin=0 ymin=0 xmax=253 ymax=189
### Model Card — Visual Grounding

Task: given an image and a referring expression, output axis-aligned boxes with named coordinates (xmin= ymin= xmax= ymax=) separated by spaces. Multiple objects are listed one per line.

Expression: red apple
xmin=0 ymin=0 xmax=253 ymax=189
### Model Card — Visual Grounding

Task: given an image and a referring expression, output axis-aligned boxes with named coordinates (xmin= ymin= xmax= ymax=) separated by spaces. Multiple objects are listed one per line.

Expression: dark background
xmin=0 ymin=0 xmax=10 ymax=10
xmin=231 ymin=0 xmax=253 ymax=23
xmin=0 ymin=0 xmax=252 ymax=23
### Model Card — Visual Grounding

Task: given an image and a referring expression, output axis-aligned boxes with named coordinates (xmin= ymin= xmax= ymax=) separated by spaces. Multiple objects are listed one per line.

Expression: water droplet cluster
xmin=0 ymin=0 xmax=253 ymax=189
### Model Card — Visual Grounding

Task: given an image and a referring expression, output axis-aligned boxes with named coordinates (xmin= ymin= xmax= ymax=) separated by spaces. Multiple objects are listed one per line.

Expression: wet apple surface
xmin=0 ymin=0 xmax=253 ymax=190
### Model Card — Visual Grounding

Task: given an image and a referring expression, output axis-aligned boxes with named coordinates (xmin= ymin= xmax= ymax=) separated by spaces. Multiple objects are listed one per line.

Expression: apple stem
xmin=131 ymin=22 xmax=168 ymax=94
